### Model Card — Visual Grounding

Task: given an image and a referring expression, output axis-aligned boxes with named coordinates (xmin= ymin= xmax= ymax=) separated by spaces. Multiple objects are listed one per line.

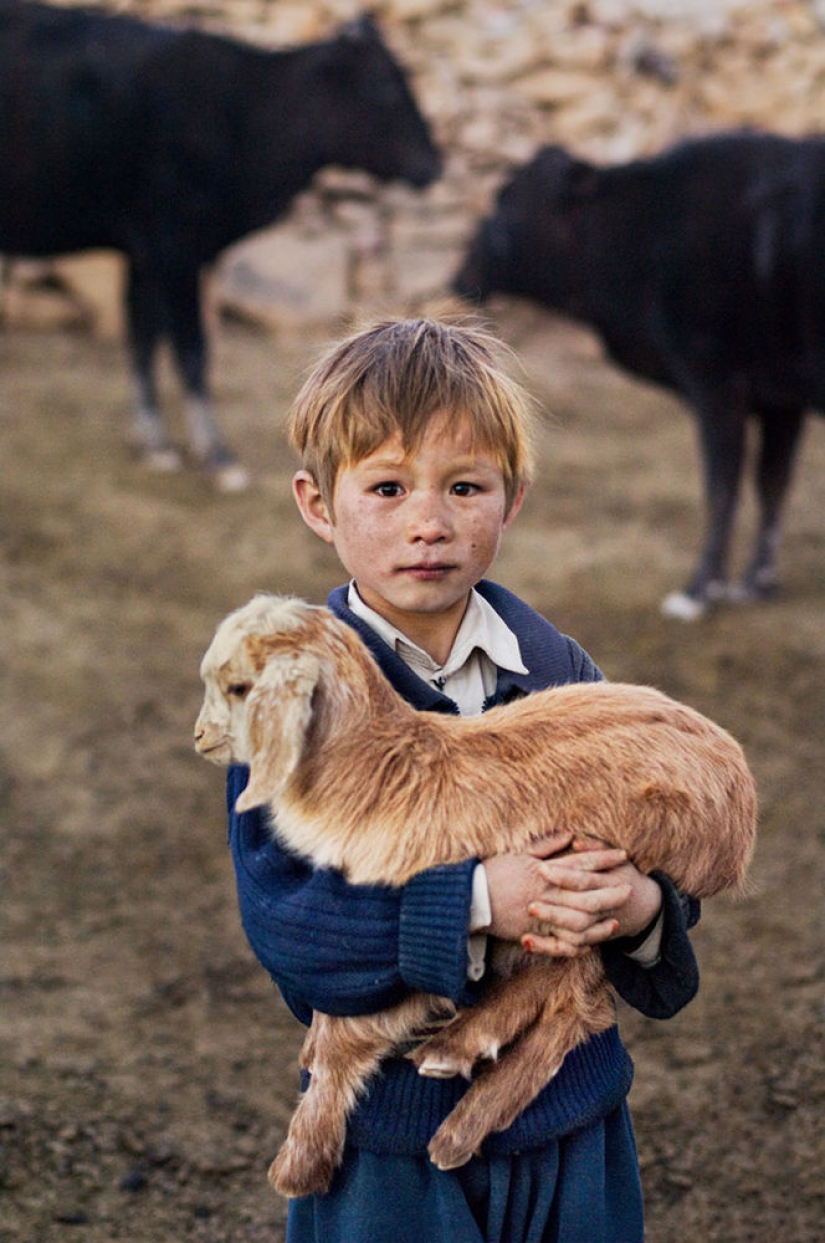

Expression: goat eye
xmin=227 ymin=682 xmax=251 ymax=699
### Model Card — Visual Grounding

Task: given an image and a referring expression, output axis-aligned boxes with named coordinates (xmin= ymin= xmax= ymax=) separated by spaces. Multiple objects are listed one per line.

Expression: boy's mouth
xmin=403 ymin=562 xmax=455 ymax=579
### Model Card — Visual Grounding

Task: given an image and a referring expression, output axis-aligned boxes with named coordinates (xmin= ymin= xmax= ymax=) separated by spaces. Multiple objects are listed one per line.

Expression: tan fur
xmin=195 ymin=593 xmax=757 ymax=1196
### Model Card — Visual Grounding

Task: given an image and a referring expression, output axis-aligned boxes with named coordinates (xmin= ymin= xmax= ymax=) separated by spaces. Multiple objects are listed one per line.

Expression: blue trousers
xmin=287 ymin=1102 xmax=644 ymax=1243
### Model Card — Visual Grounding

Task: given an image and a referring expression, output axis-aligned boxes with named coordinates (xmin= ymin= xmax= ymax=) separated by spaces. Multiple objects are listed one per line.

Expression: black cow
xmin=0 ymin=1 xmax=441 ymax=489
xmin=453 ymin=132 xmax=825 ymax=617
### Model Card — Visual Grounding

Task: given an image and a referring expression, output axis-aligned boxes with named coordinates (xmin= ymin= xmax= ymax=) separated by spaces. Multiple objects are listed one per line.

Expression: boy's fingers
xmin=522 ymin=916 xmax=620 ymax=956
xmin=526 ymin=833 xmax=574 ymax=859
xmin=572 ymin=835 xmax=611 ymax=852
xmin=537 ymin=854 xmax=628 ymax=887
xmin=522 ymin=935 xmax=589 ymax=958
xmin=528 ymin=881 xmax=631 ymax=925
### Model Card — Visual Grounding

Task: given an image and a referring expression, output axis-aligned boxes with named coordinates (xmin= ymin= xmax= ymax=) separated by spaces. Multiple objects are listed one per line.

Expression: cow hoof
xmin=144 ymin=446 xmax=184 ymax=473
xmin=660 ymin=591 xmax=707 ymax=621
xmin=728 ymin=578 xmax=778 ymax=604
xmin=210 ymin=461 xmax=251 ymax=492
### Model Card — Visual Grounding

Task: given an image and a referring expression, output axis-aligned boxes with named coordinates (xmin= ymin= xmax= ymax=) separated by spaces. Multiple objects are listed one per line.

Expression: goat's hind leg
xmin=269 ymin=995 xmax=443 ymax=1198
xmin=269 ymin=1011 xmax=392 ymax=1198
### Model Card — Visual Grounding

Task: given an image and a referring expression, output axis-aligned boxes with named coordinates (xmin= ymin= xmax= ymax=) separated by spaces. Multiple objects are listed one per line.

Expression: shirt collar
xmin=346 ymin=582 xmax=527 ymax=679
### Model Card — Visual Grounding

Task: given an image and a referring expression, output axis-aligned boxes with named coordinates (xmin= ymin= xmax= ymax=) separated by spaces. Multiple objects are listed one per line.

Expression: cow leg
xmin=165 ymin=268 xmax=249 ymax=492
xmin=125 ymin=264 xmax=182 ymax=472
xmin=733 ymin=405 xmax=806 ymax=601
xmin=662 ymin=400 xmax=748 ymax=619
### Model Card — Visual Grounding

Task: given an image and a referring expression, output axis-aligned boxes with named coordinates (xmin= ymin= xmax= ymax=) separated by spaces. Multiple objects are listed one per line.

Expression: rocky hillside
xmin=8 ymin=0 xmax=825 ymax=332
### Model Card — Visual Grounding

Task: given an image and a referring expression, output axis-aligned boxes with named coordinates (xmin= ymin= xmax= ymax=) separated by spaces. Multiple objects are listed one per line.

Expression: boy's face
xmin=293 ymin=410 xmax=525 ymax=662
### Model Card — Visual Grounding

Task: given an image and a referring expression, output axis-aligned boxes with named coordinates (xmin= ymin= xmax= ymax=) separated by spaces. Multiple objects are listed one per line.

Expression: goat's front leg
xmin=269 ymin=994 xmax=450 ymax=1198
xmin=410 ymin=957 xmax=556 ymax=1080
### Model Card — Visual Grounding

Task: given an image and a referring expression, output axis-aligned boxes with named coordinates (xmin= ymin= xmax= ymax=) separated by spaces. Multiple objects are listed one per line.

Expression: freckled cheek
xmin=466 ymin=518 xmax=503 ymax=562
xmin=339 ymin=501 xmax=377 ymax=538
xmin=339 ymin=512 xmax=395 ymax=564
xmin=464 ymin=540 xmax=494 ymax=574
xmin=361 ymin=514 xmax=395 ymax=546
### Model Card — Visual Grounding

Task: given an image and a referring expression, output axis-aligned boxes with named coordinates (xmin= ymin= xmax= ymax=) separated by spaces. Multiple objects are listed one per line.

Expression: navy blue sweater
xmin=227 ymin=581 xmax=700 ymax=1156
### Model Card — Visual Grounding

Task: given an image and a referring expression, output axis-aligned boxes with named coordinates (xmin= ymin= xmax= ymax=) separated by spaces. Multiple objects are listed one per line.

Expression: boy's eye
xmin=452 ymin=481 xmax=480 ymax=496
xmin=373 ymin=482 xmax=404 ymax=497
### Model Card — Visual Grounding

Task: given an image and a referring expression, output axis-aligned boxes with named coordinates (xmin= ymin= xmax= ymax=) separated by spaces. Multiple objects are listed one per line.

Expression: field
xmin=2 ymin=306 xmax=823 ymax=1241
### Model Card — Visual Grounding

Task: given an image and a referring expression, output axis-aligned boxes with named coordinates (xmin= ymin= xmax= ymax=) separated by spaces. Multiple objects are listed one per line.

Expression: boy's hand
xmin=483 ymin=834 xmax=663 ymax=959
xmin=483 ymin=835 xmax=573 ymax=942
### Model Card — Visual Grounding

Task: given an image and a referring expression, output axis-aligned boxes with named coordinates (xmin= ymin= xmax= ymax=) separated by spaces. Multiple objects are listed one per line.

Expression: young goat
xmin=194 ymin=593 xmax=757 ymax=1198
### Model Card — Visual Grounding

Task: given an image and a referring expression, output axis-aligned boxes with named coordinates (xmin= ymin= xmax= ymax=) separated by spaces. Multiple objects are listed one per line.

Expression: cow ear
xmin=565 ymin=157 xmax=600 ymax=198
xmin=234 ymin=651 xmax=321 ymax=812
xmin=337 ymin=13 xmax=379 ymax=43
xmin=536 ymin=146 xmax=598 ymax=199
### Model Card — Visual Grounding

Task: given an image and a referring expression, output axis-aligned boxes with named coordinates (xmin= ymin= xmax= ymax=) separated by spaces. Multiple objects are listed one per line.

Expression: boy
xmin=227 ymin=317 xmax=699 ymax=1242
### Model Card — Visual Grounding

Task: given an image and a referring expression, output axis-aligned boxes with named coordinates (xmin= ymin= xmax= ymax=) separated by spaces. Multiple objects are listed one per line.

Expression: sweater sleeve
xmin=226 ymin=764 xmax=476 ymax=1025
xmin=563 ymin=635 xmax=605 ymax=685
xmin=601 ymin=872 xmax=701 ymax=1019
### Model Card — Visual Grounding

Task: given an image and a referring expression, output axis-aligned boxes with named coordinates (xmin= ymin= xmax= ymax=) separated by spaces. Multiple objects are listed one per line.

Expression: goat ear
xmin=234 ymin=651 xmax=321 ymax=812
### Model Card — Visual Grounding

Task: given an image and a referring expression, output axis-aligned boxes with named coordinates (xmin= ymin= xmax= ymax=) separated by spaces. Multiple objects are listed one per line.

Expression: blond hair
xmin=287 ymin=317 xmax=535 ymax=514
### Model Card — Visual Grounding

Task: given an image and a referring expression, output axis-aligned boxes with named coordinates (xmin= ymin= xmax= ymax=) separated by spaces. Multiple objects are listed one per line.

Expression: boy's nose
xmin=408 ymin=493 xmax=452 ymax=541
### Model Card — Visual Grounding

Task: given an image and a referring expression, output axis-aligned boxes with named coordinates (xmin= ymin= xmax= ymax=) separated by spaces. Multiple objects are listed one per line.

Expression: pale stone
xmin=52 ymin=252 xmax=126 ymax=340
xmin=517 ymin=67 xmax=600 ymax=107
xmin=214 ymin=229 xmax=350 ymax=329
xmin=388 ymin=0 xmax=447 ymax=20
xmin=2 ymin=253 xmax=125 ymax=338
xmin=391 ymin=238 xmax=465 ymax=303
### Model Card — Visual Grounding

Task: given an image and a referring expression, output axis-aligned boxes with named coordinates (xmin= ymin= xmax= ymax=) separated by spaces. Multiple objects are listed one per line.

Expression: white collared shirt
xmin=347 ymin=583 xmax=527 ymax=717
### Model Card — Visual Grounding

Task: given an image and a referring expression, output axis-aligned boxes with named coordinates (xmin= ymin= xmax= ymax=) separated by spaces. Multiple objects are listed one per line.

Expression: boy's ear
xmin=292 ymin=470 xmax=335 ymax=544
xmin=503 ymin=482 xmax=528 ymax=529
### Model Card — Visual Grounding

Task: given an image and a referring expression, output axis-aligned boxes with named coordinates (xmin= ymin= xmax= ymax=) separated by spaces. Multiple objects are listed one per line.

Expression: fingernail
xmin=523 ymin=937 xmax=534 ymax=954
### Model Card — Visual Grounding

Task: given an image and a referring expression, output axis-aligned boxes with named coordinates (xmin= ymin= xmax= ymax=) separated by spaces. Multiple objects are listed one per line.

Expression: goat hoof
xmin=428 ymin=1136 xmax=475 ymax=1172
xmin=268 ymin=1149 xmax=334 ymax=1200
xmin=414 ymin=1055 xmax=466 ymax=1079
xmin=414 ymin=1042 xmax=494 ymax=1079
xmin=411 ymin=1025 xmax=500 ymax=1080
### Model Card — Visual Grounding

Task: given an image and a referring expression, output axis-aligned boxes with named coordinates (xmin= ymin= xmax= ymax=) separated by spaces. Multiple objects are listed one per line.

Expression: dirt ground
xmin=2 ymin=304 xmax=823 ymax=1243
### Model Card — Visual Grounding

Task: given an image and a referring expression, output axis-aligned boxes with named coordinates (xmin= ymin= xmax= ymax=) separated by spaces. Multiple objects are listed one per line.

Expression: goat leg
xmin=426 ymin=963 xmax=615 ymax=1171
xmin=410 ymin=957 xmax=560 ymax=1080
xmin=269 ymin=994 xmax=448 ymax=1198
xmin=297 ymin=1010 xmax=321 ymax=1075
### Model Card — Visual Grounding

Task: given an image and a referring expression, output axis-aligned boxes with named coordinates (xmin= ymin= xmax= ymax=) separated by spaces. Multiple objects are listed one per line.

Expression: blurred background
xmin=2 ymin=3 xmax=823 ymax=1241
